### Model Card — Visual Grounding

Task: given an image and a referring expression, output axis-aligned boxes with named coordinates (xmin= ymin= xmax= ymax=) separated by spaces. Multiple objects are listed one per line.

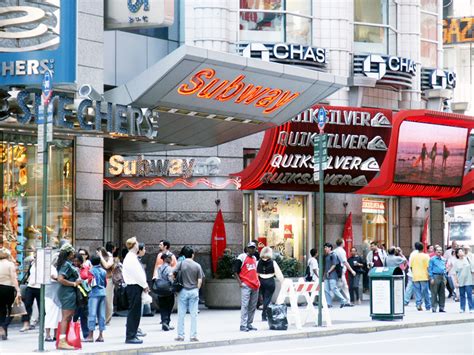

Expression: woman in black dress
xmin=56 ymin=244 xmax=81 ymax=350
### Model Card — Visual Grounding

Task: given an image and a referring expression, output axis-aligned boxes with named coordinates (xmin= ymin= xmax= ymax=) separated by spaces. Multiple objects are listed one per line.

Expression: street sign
xmin=41 ymin=70 xmax=53 ymax=106
xmin=313 ymin=133 xmax=328 ymax=180
xmin=315 ymin=107 xmax=328 ymax=133
xmin=47 ymin=102 xmax=53 ymax=142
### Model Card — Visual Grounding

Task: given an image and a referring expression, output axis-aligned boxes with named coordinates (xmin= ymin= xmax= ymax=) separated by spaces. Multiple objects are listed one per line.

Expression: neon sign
xmin=177 ymin=68 xmax=300 ymax=115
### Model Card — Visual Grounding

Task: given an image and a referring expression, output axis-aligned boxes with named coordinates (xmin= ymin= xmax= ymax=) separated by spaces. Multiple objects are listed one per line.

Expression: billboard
xmin=448 ymin=221 xmax=472 ymax=242
xmin=105 ymin=0 xmax=174 ymax=30
xmin=394 ymin=121 xmax=469 ymax=187
xmin=0 ymin=0 xmax=76 ymax=86
xmin=443 ymin=17 xmax=474 ymax=45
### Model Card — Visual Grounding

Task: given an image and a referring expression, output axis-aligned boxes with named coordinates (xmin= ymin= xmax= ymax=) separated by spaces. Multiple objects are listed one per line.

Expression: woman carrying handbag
xmin=0 ymin=247 xmax=21 ymax=340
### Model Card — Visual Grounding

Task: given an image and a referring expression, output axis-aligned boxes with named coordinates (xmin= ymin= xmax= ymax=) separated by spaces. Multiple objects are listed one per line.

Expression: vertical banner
xmin=211 ymin=209 xmax=227 ymax=274
xmin=421 ymin=216 xmax=429 ymax=252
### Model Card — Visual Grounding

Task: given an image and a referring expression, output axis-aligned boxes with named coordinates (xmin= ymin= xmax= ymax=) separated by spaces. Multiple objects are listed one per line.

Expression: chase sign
xmin=0 ymin=0 xmax=77 ymax=86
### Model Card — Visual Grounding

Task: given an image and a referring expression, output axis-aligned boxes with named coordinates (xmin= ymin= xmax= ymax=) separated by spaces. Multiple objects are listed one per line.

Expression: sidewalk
xmin=2 ymin=299 xmax=473 ymax=354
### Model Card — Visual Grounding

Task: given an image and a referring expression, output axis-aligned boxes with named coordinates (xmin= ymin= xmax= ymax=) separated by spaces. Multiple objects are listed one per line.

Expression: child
xmin=85 ymin=255 xmax=107 ymax=342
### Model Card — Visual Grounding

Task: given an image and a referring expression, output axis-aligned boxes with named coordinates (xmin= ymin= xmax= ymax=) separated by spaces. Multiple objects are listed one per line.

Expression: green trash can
xmin=369 ymin=266 xmax=405 ymax=320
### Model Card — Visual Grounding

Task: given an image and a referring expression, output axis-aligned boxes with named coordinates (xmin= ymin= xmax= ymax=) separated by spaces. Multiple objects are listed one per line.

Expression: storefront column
xmin=399 ymin=197 xmax=412 ymax=253
xmin=75 ymin=137 xmax=104 ymax=250
xmin=430 ymin=200 xmax=444 ymax=248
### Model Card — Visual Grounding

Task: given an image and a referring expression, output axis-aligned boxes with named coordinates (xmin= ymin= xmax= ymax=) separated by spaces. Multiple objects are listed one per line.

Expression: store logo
xmin=177 ymin=68 xmax=300 ymax=115
xmin=0 ymin=2 xmax=60 ymax=53
xmin=242 ymin=43 xmax=270 ymax=62
xmin=127 ymin=0 xmax=150 ymax=13
xmin=362 ymin=54 xmax=417 ymax=80
xmin=430 ymin=69 xmax=456 ymax=89
xmin=0 ymin=0 xmax=76 ymax=86
xmin=242 ymin=43 xmax=327 ymax=64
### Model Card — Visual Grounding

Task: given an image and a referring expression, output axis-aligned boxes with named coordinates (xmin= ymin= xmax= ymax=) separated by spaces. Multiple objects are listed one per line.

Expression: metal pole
xmin=317 ymin=133 xmax=324 ymax=327
xmin=38 ymin=104 xmax=49 ymax=352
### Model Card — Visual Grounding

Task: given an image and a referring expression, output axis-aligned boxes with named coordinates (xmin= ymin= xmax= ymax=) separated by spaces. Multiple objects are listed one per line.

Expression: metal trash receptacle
xmin=369 ymin=266 xmax=405 ymax=320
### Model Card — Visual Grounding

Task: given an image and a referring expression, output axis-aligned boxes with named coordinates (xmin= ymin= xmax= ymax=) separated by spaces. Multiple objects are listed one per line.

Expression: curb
xmin=89 ymin=317 xmax=474 ymax=355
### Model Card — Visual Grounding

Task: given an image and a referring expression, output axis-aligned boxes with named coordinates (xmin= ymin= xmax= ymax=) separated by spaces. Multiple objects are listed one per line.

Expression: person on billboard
xmin=430 ymin=142 xmax=438 ymax=171
xmin=413 ymin=143 xmax=428 ymax=170
xmin=234 ymin=242 xmax=260 ymax=332
xmin=442 ymin=145 xmax=450 ymax=170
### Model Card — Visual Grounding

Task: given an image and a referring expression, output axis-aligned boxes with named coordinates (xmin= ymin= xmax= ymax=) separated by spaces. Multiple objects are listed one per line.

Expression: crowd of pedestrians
xmin=0 ymin=236 xmax=472 ymax=349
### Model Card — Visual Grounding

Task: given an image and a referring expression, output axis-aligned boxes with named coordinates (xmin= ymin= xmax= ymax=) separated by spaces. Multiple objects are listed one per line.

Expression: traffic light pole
xmin=38 ymin=103 xmax=49 ymax=352
xmin=317 ymin=133 xmax=325 ymax=327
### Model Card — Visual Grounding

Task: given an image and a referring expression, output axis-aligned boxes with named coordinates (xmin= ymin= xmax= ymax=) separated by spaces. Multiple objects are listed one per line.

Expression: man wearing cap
xmin=234 ymin=242 xmax=260 ymax=332
xmin=123 ymin=237 xmax=149 ymax=344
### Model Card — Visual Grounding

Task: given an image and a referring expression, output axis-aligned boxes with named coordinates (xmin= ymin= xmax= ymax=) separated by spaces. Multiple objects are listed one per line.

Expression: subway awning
xmin=103 ymin=45 xmax=346 ymax=150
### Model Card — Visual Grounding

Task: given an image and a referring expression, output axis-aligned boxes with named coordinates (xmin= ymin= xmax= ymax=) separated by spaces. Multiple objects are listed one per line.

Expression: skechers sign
xmin=239 ymin=43 xmax=328 ymax=71
xmin=0 ymin=0 xmax=77 ymax=86
xmin=353 ymin=54 xmax=417 ymax=89
xmin=4 ymin=90 xmax=158 ymax=140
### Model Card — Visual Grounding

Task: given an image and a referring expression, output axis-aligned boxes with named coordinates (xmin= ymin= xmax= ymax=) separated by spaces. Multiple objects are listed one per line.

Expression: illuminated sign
xmin=234 ymin=106 xmax=392 ymax=193
xmin=177 ymin=68 xmax=300 ymax=115
xmin=443 ymin=17 xmax=474 ymax=45
xmin=105 ymin=0 xmax=174 ymax=30
xmin=0 ymin=0 xmax=76 ymax=86
xmin=240 ymin=43 xmax=328 ymax=70
xmin=107 ymin=155 xmax=221 ymax=178
xmin=2 ymin=90 xmax=159 ymax=140
xmin=362 ymin=199 xmax=385 ymax=214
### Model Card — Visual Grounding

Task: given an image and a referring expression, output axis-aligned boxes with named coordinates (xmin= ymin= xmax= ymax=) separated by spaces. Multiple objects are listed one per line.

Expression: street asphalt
xmin=156 ymin=323 xmax=474 ymax=355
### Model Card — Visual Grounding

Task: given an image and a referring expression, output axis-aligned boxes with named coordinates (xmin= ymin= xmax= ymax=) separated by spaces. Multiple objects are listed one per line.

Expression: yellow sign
xmin=443 ymin=17 xmax=474 ymax=45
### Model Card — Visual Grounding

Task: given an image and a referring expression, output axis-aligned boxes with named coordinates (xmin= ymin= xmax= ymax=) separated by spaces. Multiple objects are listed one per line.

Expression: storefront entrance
xmin=362 ymin=196 xmax=397 ymax=249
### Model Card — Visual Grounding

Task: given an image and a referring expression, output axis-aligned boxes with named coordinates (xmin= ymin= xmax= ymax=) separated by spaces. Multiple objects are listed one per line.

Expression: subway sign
xmin=443 ymin=17 xmax=474 ymax=45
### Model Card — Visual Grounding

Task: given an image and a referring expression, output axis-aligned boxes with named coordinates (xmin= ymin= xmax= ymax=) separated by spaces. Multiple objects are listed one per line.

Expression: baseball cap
xmin=247 ymin=242 xmax=256 ymax=248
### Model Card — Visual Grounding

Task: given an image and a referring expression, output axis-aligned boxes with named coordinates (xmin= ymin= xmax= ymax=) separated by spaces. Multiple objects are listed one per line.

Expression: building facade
xmin=0 ymin=0 xmax=463 ymax=278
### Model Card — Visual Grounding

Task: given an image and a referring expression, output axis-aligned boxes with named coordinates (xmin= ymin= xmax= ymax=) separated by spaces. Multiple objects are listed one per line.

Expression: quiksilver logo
xmin=0 ymin=1 xmax=60 ymax=53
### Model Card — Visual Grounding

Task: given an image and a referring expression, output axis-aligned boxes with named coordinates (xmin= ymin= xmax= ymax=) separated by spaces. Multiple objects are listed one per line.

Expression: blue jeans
xmin=413 ymin=281 xmax=431 ymax=309
xmin=324 ymin=278 xmax=348 ymax=306
xmin=459 ymin=285 xmax=474 ymax=311
xmin=88 ymin=296 xmax=106 ymax=332
xmin=404 ymin=276 xmax=414 ymax=304
xmin=177 ymin=288 xmax=199 ymax=338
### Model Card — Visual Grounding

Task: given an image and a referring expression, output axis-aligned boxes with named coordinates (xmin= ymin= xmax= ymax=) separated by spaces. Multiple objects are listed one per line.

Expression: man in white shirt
xmin=334 ymin=239 xmax=356 ymax=302
xmin=308 ymin=248 xmax=319 ymax=281
xmin=123 ymin=237 xmax=149 ymax=344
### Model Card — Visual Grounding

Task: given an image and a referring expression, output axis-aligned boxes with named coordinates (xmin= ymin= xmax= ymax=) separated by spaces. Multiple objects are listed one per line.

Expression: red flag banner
xmin=211 ymin=209 xmax=227 ymax=274
xmin=421 ymin=216 xmax=429 ymax=253
xmin=343 ymin=212 xmax=353 ymax=255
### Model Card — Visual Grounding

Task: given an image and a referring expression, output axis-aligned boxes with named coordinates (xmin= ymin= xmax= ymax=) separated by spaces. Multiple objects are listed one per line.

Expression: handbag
xmin=10 ymin=298 xmax=27 ymax=317
xmin=172 ymin=262 xmax=184 ymax=293
xmin=76 ymin=284 xmax=89 ymax=306
xmin=56 ymin=321 xmax=82 ymax=350
xmin=141 ymin=291 xmax=152 ymax=305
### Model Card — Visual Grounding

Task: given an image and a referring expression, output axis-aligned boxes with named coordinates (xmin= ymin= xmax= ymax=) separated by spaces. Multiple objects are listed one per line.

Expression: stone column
xmin=74 ymin=1 xmax=104 ymax=251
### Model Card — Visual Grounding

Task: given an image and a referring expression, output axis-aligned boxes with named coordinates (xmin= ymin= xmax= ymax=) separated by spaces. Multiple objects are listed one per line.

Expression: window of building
xmin=0 ymin=133 xmax=74 ymax=280
xmin=239 ymin=0 xmax=312 ymax=45
xmin=362 ymin=197 xmax=390 ymax=249
xmin=354 ymin=0 xmax=397 ymax=55
xmin=420 ymin=0 xmax=439 ymax=67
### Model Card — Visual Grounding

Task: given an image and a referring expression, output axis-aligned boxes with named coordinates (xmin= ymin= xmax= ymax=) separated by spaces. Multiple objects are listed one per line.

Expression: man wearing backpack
xmin=323 ymin=243 xmax=352 ymax=308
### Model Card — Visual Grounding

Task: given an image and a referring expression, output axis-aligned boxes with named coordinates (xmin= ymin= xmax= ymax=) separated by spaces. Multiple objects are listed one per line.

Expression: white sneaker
xmin=459 ymin=310 xmax=465 ymax=313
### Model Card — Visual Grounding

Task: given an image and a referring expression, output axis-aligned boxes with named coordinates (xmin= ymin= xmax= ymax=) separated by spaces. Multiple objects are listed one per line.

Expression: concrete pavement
xmin=1 ymin=299 xmax=473 ymax=354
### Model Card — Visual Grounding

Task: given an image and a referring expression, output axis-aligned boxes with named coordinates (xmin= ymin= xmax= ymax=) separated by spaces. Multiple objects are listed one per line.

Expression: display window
xmin=254 ymin=193 xmax=307 ymax=264
xmin=362 ymin=196 xmax=395 ymax=249
xmin=0 ymin=133 xmax=74 ymax=278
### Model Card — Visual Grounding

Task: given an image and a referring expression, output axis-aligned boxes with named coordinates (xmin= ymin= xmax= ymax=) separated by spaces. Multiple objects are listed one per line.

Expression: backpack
xmin=333 ymin=254 xmax=343 ymax=279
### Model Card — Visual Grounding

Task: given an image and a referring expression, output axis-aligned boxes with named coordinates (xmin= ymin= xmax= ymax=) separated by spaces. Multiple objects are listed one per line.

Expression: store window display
xmin=0 ymin=133 xmax=73 ymax=279
xmin=362 ymin=197 xmax=390 ymax=249
xmin=255 ymin=194 xmax=306 ymax=263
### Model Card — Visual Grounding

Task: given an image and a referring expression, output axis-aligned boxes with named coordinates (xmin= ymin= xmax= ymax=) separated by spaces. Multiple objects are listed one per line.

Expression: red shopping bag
xmin=55 ymin=321 xmax=82 ymax=350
